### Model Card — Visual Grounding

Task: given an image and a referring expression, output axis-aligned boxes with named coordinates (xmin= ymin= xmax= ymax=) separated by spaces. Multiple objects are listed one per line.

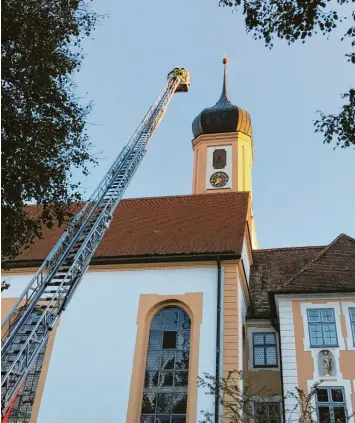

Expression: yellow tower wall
xmin=191 ymin=131 xmax=258 ymax=249
xmin=237 ymin=132 xmax=253 ymax=195
xmin=192 ymin=131 xmax=253 ymax=196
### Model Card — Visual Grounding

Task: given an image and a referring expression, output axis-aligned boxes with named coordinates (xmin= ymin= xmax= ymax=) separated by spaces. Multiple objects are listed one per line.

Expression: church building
xmin=2 ymin=60 xmax=355 ymax=423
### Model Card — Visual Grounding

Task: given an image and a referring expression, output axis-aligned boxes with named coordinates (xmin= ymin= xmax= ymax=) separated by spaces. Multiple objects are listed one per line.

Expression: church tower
xmin=191 ymin=58 xmax=257 ymax=247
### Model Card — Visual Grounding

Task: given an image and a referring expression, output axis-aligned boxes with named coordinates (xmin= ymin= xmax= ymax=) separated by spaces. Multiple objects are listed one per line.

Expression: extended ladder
xmin=1 ymin=67 xmax=190 ymax=418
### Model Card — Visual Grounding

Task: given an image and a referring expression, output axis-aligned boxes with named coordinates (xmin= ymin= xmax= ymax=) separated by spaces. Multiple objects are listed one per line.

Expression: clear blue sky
xmin=74 ymin=0 xmax=355 ymax=249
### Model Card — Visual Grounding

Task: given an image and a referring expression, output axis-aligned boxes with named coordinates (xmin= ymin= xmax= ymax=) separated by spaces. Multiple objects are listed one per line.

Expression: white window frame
xmin=341 ymin=302 xmax=355 ymax=351
xmin=315 ymin=386 xmax=347 ymax=423
xmin=307 ymin=380 xmax=354 ymax=423
xmin=301 ymin=302 xmax=345 ymax=350
xmin=307 ymin=308 xmax=339 ymax=348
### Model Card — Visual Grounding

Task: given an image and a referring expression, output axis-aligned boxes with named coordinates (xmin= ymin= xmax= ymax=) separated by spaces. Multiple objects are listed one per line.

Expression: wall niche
xmin=318 ymin=350 xmax=336 ymax=377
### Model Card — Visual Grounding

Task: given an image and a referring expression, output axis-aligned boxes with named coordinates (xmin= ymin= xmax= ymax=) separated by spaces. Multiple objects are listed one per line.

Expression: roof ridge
xmin=120 ymin=191 xmax=250 ymax=202
xmin=24 ymin=191 xmax=251 ymax=208
xmin=338 ymin=233 xmax=355 ymax=243
xmin=253 ymin=245 xmax=325 ymax=253
xmin=275 ymin=233 xmax=354 ymax=292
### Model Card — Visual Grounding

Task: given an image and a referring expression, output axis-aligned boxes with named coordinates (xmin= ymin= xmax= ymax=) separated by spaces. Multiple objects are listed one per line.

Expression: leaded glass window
xmin=253 ymin=332 xmax=278 ymax=368
xmin=254 ymin=402 xmax=281 ymax=423
xmin=307 ymin=309 xmax=338 ymax=347
xmin=349 ymin=308 xmax=355 ymax=346
xmin=316 ymin=387 xmax=347 ymax=423
xmin=141 ymin=307 xmax=191 ymax=423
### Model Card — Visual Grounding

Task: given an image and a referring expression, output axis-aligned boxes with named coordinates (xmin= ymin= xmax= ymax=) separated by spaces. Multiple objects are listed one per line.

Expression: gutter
xmin=2 ymin=251 xmax=241 ymax=270
xmin=215 ymin=257 xmax=222 ymax=423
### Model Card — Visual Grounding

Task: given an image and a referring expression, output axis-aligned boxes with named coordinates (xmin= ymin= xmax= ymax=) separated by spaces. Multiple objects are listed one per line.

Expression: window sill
xmin=253 ymin=365 xmax=279 ymax=369
xmin=309 ymin=345 xmax=339 ymax=349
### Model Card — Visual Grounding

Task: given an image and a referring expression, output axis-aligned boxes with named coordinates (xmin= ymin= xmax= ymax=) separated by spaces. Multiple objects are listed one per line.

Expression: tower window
xmin=141 ymin=307 xmax=191 ymax=423
xmin=213 ymin=149 xmax=227 ymax=169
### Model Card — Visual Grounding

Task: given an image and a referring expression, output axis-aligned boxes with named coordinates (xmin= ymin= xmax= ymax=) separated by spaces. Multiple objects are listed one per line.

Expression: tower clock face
xmin=210 ymin=171 xmax=229 ymax=188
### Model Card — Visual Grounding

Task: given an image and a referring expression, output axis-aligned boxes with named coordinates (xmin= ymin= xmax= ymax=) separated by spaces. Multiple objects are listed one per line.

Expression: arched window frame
xmin=126 ymin=293 xmax=203 ymax=423
xmin=141 ymin=306 xmax=191 ymax=422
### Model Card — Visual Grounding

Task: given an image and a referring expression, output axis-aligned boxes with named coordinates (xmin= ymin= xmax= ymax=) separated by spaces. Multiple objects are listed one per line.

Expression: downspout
xmin=215 ymin=257 xmax=222 ymax=423
xmin=272 ymin=315 xmax=286 ymax=423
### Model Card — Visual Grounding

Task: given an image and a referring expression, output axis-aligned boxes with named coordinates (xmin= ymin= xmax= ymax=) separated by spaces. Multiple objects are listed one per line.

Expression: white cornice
xmin=275 ymin=293 xmax=355 ymax=301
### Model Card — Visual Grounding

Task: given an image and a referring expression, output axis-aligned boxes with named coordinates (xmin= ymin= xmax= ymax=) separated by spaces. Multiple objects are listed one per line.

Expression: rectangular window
xmin=316 ymin=387 xmax=347 ymax=423
xmin=254 ymin=402 xmax=281 ymax=423
xmin=307 ymin=309 xmax=338 ymax=347
xmin=349 ymin=307 xmax=355 ymax=346
xmin=253 ymin=332 xmax=278 ymax=368
xmin=213 ymin=149 xmax=227 ymax=169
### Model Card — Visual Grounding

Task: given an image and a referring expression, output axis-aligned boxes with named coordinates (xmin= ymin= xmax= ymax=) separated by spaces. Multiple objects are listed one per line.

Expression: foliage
xmin=198 ymin=370 xmax=273 ymax=423
xmin=286 ymin=383 xmax=320 ymax=423
xmin=1 ymin=0 xmax=99 ymax=262
xmin=315 ymin=89 xmax=355 ymax=148
xmin=198 ymin=372 xmax=354 ymax=423
xmin=1 ymin=279 xmax=11 ymax=292
xmin=219 ymin=0 xmax=354 ymax=149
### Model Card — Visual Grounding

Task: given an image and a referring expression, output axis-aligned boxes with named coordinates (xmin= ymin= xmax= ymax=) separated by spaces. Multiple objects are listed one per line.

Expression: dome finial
xmin=192 ymin=56 xmax=252 ymax=139
xmin=216 ymin=56 xmax=231 ymax=105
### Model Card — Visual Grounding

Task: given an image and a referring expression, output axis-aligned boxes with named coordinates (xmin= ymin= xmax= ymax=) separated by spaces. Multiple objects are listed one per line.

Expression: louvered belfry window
xmin=213 ymin=149 xmax=227 ymax=169
xmin=140 ymin=307 xmax=191 ymax=423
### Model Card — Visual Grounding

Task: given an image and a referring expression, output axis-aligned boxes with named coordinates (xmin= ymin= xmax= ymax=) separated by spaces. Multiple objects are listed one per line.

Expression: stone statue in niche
xmin=322 ymin=350 xmax=332 ymax=376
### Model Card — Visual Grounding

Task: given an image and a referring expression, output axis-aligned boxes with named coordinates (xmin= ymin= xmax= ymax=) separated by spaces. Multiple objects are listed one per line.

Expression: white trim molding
xmin=247 ymin=326 xmax=280 ymax=372
xmin=300 ymin=302 xmax=345 ymax=380
xmin=241 ymin=240 xmax=250 ymax=282
xmin=206 ymin=145 xmax=233 ymax=190
xmin=341 ymin=301 xmax=355 ymax=351
xmin=276 ymin=293 xmax=355 ymax=301
xmin=246 ymin=319 xmax=273 ymax=325
xmin=275 ymin=298 xmax=299 ymax=422
xmin=306 ymin=379 xmax=354 ymax=423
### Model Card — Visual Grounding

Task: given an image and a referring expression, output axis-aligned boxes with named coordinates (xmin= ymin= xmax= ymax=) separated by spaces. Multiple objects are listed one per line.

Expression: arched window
xmin=141 ymin=306 xmax=191 ymax=423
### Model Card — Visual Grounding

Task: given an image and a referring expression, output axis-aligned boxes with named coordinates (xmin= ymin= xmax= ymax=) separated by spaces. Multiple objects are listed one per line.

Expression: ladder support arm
xmin=1 ymin=69 xmax=190 ymax=417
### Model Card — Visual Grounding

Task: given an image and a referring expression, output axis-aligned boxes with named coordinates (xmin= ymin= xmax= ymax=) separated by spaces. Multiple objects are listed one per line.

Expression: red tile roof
xmin=276 ymin=234 xmax=355 ymax=294
xmin=10 ymin=192 xmax=250 ymax=265
xmin=249 ymin=234 xmax=355 ymax=318
xmin=249 ymin=245 xmax=324 ymax=318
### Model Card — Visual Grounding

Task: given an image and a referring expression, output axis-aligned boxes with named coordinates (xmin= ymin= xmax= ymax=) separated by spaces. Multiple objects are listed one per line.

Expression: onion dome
xmin=192 ymin=58 xmax=252 ymax=139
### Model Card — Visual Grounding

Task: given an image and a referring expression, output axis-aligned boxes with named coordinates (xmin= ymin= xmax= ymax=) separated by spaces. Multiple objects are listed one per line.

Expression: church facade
xmin=2 ymin=60 xmax=355 ymax=423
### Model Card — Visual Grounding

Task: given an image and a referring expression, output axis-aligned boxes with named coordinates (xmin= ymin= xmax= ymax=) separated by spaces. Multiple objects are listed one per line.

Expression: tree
xmin=1 ymin=0 xmax=99 ymax=263
xmin=220 ymin=0 xmax=354 ymax=149
xmin=1 ymin=279 xmax=11 ymax=292
xmin=198 ymin=370 xmax=271 ymax=423
xmin=198 ymin=371 xmax=354 ymax=423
